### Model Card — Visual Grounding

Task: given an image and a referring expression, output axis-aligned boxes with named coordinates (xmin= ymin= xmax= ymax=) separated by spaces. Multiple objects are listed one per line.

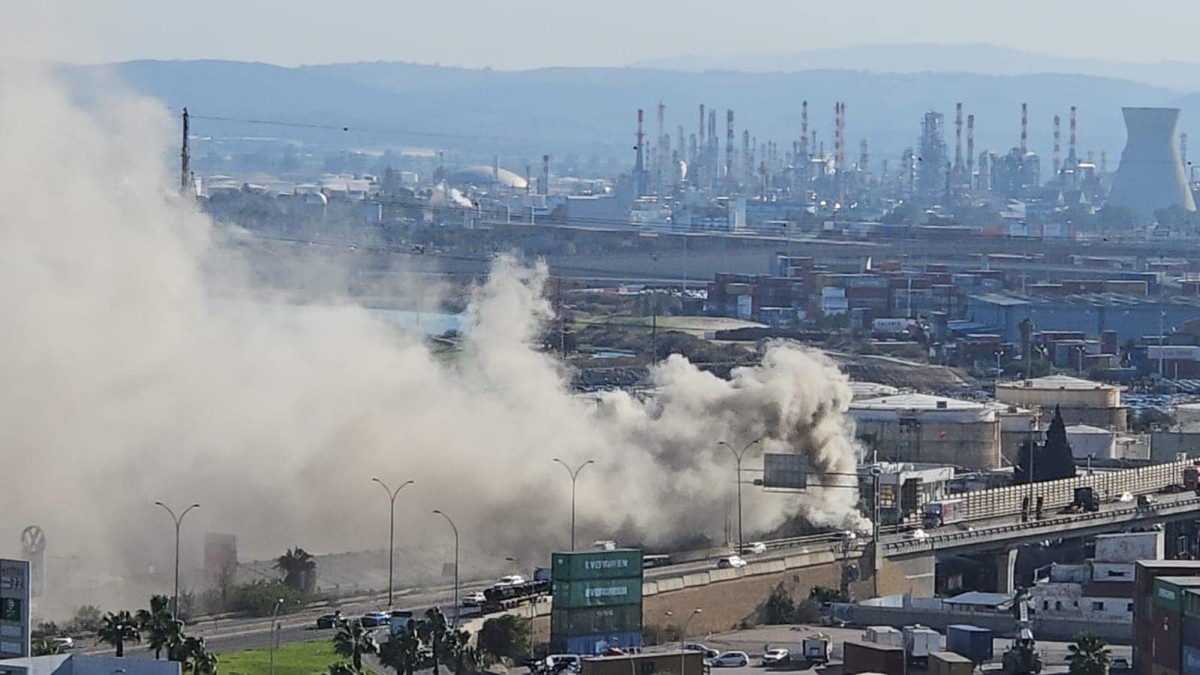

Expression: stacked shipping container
xmin=549 ymin=549 xmax=644 ymax=656
xmin=1134 ymin=562 xmax=1200 ymax=675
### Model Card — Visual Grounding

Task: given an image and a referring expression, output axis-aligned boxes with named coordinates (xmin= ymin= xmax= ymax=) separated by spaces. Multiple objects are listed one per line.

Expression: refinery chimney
xmin=1107 ymin=107 xmax=1196 ymax=218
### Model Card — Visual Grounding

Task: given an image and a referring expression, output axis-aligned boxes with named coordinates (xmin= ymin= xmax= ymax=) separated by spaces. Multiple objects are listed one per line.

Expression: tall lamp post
xmin=269 ymin=597 xmax=284 ymax=675
xmin=372 ymin=477 xmax=414 ymax=608
xmin=667 ymin=608 xmax=703 ymax=675
xmin=154 ymin=501 xmax=200 ymax=619
xmin=432 ymin=509 xmax=460 ymax=627
xmin=552 ymin=458 xmax=595 ymax=551
xmin=718 ymin=438 xmax=764 ymax=555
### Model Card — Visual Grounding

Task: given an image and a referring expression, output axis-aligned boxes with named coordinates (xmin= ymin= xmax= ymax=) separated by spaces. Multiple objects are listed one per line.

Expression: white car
xmin=740 ymin=542 xmax=767 ymax=555
xmin=496 ymin=575 xmax=526 ymax=586
xmin=762 ymin=648 xmax=790 ymax=666
xmin=905 ymin=528 xmax=929 ymax=540
xmin=716 ymin=555 xmax=748 ymax=569
xmin=708 ymin=651 xmax=750 ymax=668
xmin=462 ymin=591 xmax=487 ymax=607
xmin=545 ymin=654 xmax=582 ymax=673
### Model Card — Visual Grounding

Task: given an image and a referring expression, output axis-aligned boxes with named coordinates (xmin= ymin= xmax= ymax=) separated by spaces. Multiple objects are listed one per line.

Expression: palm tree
xmin=417 ymin=608 xmax=450 ymax=675
xmin=1069 ymin=633 xmax=1111 ymax=675
xmin=137 ymin=595 xmax=179 ymax=660
xmin=97 ymin=610 xmax=142 ymax=657
xmin=379 ymin=631 xmax=426 ymax=675
xmin=172 ymin=635 xmax=216 ymax=675
xmin=333 ymin=621 xmax=379 ymax=672
xmin=276 ymin=547 xmax=318 ymax=593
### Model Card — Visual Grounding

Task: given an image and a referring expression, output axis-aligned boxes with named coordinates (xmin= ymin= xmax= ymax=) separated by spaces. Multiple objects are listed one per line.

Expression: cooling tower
xmin=1107 ymin=107 xmax=1195 ymax=218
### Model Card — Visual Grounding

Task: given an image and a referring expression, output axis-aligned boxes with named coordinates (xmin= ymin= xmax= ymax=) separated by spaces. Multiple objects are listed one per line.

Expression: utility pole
xmin=180 ymin=108 xmax=191 ymax=196
xmin=154 ymin=501 xmax=200 ymax=620
xmin=372 ymin=478 xmax=414 ymax=608
xmin=553 ymin=459 xmax=595 ymax=551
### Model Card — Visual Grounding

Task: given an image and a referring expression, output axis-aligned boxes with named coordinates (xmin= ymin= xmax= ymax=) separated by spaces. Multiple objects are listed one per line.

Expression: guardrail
xmin=883 ymin=493 xmax=1200 ymax=555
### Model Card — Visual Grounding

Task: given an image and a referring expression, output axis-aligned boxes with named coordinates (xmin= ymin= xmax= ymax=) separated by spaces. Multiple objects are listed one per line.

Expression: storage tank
xmin=1107 ymin=107 xmax=1196 ymax=219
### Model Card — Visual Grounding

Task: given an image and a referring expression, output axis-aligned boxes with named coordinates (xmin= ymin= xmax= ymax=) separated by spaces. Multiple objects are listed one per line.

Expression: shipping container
xmin=1184 ymin=646 xmax=1200 ymax=675
xmin=863 ymin=626 xmax=904 ymax=648
xmin=930 ymin=651 xmax=973 ymax=675
xmin=550 ymin=630 xmax=642 ymax=656
xmin=551 ymin=605 xmax=643 ymax=636
xmin=581 ymin=652 xmax=704 ymax=675
xmin=551 ymin=550 xmax=644 ymax=582
xmin=1135 ymin=564 xmax=1200 ymax=675
xmin=1186 ymin=590 xmax=1200 ymax=619
xmin=946 ymin=625 xmax=994 ymax=664
xmin=553 ymin=578 xmax=643 ymax=609
xmin=1183 ymin=616 xmax=1200 ymax=647
xmin=1153 ymin=605 xmax=1183 ymax=670
xmin=1153 ymin=666 xmax=1181 ymax=675
xmin=842 ymin=641 xmax=905 ymax=675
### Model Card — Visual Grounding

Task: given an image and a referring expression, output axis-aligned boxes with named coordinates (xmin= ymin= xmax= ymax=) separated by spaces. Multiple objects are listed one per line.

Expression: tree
xmin=31 ymin=638 xmax=62 ymax=656
xmin=71 ymin=604 xmax=104 ymax=633
xmin=276 ymin=547 xmax=318 ymax=593
xmin=138 ymin=595 xmax=182 ymax=660
xmin=172 ymin=635 xmax=217 ymax=675
xmin=477 ymin=614 xmax=532 ymax=666
xmin=334 ymin=621 xmax=379 ymax=672
xmin=416 ymin=608 xmax=451 ymax=675
xmin=97 ymin=610 xmax=141 ymax=657
xmin=379 ymin=630 xmax=427 ymax=675
xmin=1068 ymin=633 xmax=1111 ymax=675
xmin=1042 ymin=407 xmax=1078 ymax=481
xmin=764 ymin=588 xmax=797 ymax=624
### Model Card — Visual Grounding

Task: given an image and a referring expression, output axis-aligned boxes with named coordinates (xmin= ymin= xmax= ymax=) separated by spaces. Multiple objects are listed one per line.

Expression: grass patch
xmin=220 ymin=639 xmax=339 ymax=675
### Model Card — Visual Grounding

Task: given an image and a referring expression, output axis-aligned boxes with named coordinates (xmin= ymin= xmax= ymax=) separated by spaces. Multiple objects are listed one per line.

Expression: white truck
xmin=903 ymin=625 xmax=944 ymax=665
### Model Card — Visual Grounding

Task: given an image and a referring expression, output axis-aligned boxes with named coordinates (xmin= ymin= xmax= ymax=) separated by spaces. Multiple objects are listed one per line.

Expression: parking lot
xmin=654 ymin=625 xmax=1132 ymax=675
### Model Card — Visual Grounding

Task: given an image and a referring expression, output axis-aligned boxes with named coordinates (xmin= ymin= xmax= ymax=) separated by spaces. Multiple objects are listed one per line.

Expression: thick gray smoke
xmin=0 ymin=61 xmax=863 ymax=608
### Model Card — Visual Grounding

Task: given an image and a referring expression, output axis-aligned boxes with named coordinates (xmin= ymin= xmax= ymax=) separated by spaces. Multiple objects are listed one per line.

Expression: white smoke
xmin=0 ymin=60 xmax=863 ymax=608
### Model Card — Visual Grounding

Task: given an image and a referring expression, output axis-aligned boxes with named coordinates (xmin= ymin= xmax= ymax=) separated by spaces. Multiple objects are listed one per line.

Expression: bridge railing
xmin=955 ymin=458 xmax=1191 ymax=521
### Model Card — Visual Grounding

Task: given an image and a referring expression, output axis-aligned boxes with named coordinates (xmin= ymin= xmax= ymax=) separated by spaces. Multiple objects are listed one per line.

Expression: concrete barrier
xmin=682 ymin=573 xmax=711 ymax=588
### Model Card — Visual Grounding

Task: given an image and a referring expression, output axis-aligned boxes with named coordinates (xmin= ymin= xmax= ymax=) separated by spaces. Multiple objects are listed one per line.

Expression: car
xmin=1111 ymin=658 xmax=1131 ymax=672
xmin=360 ymin=611 xmax=390 ymax=628
xmin=717 ymin=555 xmax=748 ymax=569
xmin=905 ymin=528 xmax=929 ymax=540
xmin=462 ymin=591 xmax=487 ymax=608
xmin=740 ymin=542 xmax=767 ymax=555
xmin=50 ymin=637 xmax=74 ymax=650
xmin=684 ymin=643 xmax=720 ymax=659
xmin=544 ymin=654 xmax=582 ymax=673
xmin=315 ymin=612 xmax=344 ymax=629
xmin=496 ymin=575 xmax=526 ymax=587
xmin=762 ymin=648 xmax=790 ymax=666
xmin=708 ymin=651 xmax=750 ymax=668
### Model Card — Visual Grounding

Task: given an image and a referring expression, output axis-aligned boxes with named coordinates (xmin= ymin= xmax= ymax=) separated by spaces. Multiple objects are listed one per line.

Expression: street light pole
xmin=668 ymin=608 xmax=703 ymax=675
xmin=553 ymin=459 xmax=595 ymax=551
xmin=432 ymin=510 xmax=460 ymax=627
xmin=154 ymin=501 xmax=200 ymax=620
xmin=269 ymin=597 xmax=284 ymax=675
xmin=718 ymin=438 xmax=765 ymax=555
xmin=372 ymin=478 xmax=414 ymax=608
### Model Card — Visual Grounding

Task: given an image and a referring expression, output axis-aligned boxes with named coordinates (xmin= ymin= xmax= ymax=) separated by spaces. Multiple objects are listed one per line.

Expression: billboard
xmin=0 ymin=559 xmax=30 ymax=659
xmin=762 ymin=453 xmax=809 ymax=490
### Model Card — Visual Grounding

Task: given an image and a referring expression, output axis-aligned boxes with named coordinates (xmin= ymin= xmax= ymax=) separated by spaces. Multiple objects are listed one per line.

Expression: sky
xmin=9 ymin=0 xmax=1200 ymax=69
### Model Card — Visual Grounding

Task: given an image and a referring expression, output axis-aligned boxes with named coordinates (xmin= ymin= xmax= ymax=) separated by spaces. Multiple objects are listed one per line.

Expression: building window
xmin=1107 ymin=570 xmax=1128 ymax=578
xmin=1092 ymin=601 xmax=1105 ymax=611
xmin=1043 ymin=601 xmax=1050 ymax=610
xmin=1128 ymin=603 xmax=1135 ymax=613
xmin=1055 ymin=601 xmax=1063 ymax=611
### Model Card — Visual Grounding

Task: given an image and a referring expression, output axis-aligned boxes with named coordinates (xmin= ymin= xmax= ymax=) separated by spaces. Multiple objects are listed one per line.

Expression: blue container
xmin=550 ymin=631 xmax=643 ymax=656
xmin=946 ymin=625 xmax=994 ymax=664
xmin=1184 ymin=646 xmax=1200 ymax=675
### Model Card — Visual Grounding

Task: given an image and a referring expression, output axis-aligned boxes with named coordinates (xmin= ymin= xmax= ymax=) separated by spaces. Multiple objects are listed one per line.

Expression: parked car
xmin=707 ymin=651 xmax=750 ymax=668
xmin=1111 ymin=658 xmax=1131 ymax=672
xmin=315 ymin=612 xmax=344 ymax=629
xmin=684 ymin=643 xmax=720 ymax=659
xmin=360 ymin=611 xmax=390 ymax=628
xmin=762 ymin=648 xmax=790 ymax=666
xmin=741 ymin=541 xmax=767 ymax=555
xmin=544 ymin=654 xmax=582 ymax=673
xmin=716 ymin=555 xmax=748 ymax=569
xmin=462 ymin=591 xmax=487 ymax=607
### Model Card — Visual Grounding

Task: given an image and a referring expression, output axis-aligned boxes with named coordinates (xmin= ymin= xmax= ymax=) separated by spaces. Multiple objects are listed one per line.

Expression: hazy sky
xmin=10 ymin=0 xmax=1200 ymax=69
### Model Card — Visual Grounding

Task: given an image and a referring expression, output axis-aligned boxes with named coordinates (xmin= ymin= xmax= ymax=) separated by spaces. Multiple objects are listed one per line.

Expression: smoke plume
xmin=0 ymin=61 xmax=863 ymax=609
